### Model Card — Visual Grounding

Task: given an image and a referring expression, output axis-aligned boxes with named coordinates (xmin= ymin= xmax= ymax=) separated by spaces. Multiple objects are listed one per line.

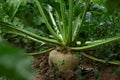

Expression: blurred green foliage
xmin=0 ymin=41 xmax=35 ymax=80
xmin=105 ymin=0 xmax=120 ymax=13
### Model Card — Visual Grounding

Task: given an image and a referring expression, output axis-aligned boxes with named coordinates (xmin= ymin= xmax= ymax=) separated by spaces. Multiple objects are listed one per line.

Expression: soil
xmin=33 ymin=53 xmax=120 ymax=80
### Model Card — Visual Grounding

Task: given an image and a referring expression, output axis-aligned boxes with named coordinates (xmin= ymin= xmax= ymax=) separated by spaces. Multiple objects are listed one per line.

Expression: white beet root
xmin=48 ymin=48 xmax=80 ymax=71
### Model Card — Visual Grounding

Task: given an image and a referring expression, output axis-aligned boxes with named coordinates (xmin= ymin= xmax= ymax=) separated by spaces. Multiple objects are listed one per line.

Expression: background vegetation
xmin=0 ymin=0 xmax=120 ymax=80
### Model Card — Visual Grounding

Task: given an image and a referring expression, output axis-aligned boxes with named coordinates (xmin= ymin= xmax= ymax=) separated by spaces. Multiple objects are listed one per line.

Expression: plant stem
xmin=5 ymin=31 xmax=43 ymax=43
xmin=71 ymin=36 xmax=120 ymax=50
xmin=48 ymin=10 xmax=63 ymax=41
xmin=27 ymin=48 xmax=54 ymax=56
xmin=72 ymin=0 xmax=90 ymax=42
xmin=81 ymin=52 xmax=120 ymax=65
xmin=10 ymin=0 xmax=23 ymax=21
xmin=67 ymin=0 xmax=73 ymax=46
xmin=55 ymin=11 xmax=64 ymax=39
xmin=35 ymin=0 xmax=62 ymax=42
xmin=0 ymin=22 xmax=61 ymax=45
xmin=59 ymin=0 xmax=67 ymax=45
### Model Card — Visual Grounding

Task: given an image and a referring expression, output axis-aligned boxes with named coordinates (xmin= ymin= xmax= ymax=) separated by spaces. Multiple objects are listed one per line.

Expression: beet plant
xmin=0 ymin=0 xmax=120 ymax=71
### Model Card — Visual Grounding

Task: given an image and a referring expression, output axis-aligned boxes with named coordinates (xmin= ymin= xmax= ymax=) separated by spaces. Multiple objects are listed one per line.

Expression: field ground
xmin=33 ymin=53 xmax=120 ymax=80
